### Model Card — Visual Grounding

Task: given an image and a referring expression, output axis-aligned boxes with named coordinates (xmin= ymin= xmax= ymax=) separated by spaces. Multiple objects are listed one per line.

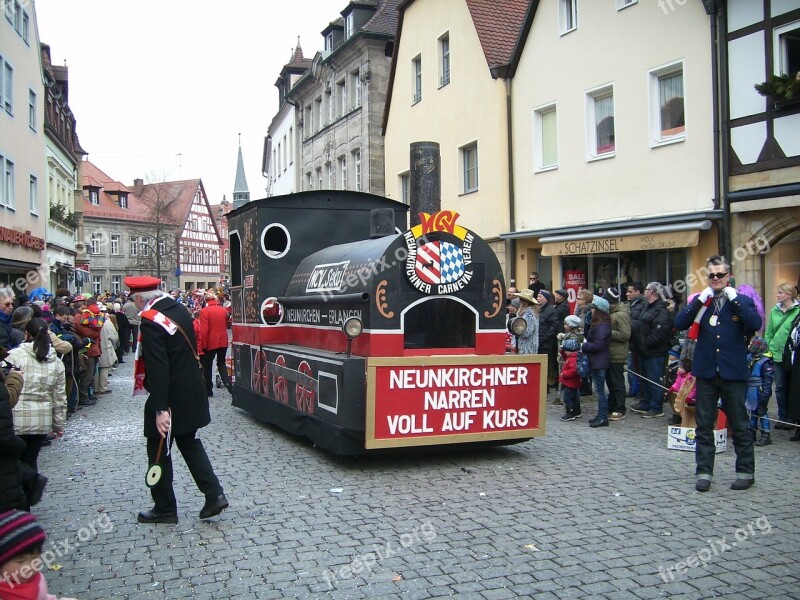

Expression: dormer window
xmin=326 ymin=32 xmax=334 ymax=51
xmin=89 ymin=190 xmax=99 ymax=205
xmin=345 ymin=12 xmax=354 ymax=38
xmin=119 ymin=194 xmax=128 ymax=209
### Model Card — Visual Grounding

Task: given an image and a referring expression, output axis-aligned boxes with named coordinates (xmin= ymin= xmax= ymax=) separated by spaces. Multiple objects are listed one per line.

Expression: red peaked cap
xmin=125 ymin=276 xmax=162 ymax=293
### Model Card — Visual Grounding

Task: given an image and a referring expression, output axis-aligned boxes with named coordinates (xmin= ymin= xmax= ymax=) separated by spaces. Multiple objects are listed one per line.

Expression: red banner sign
xmin=366 ymin=356 xmax=546 ymax=449
xmin=564 ymin=270 xmax=587 ymax=314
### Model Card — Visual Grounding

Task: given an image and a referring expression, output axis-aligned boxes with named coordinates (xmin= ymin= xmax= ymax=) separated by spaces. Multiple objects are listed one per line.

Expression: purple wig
xmin=737 ymin=284 xmax=765 ymax=334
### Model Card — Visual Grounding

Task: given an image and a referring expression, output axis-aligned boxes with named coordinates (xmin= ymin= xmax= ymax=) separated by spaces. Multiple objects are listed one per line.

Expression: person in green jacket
xmin=764 ymin=283 xmax=800 ymax=428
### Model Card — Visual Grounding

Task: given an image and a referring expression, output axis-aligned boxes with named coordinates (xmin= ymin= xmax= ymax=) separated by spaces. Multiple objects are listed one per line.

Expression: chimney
xmin=409 ymin=142 xmax=441 ymax=227
xmin=133 ymin=178 xmax=144 ymax=195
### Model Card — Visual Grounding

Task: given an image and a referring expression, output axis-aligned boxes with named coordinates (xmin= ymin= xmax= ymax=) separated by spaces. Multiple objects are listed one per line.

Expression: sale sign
xmin=564 ymin=270 xmax=587 ymax=314
xmin=365 ymin=355 xmax=546 ymax=449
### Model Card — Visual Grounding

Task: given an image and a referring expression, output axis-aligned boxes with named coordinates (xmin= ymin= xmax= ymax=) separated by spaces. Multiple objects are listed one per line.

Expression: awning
xmin=540 ymin=220 xmax=711 ymax=257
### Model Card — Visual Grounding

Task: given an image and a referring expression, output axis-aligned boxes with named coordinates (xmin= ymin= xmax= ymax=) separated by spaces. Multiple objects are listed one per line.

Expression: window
xmin=559 ymin=0 xmax=578 ymax=35
xmin=282 ymin=135 xmax=287 ymax=170
xmin=2 ymin=59 xmax=12 ymax=114
xmin=353 ymin=150 xmax=362 ymax=191
xmin=314 ymin=96 xmax=322 ymax=131
xmin=400 ymin=172 xmax=410 ymax=205
xmin=337 ymin=80 xmax=346 ymax=117
xmin=616 ymin=0 xmax=637 ymax=9
xmin=130 ymin=237 xmax=138 ymax=256
xmin=345 ymin=12 xmax=354 ymax=38
xmin=534 ymin=104 xmax=558 ymax=171
xmin=119 ymin=194 xmax=128 ymax=209
xmin=110 ymin=234 xmax=120 ymax=255
xmin=316 ymin=167 xmax=322 ymax=190
xmin=304 ymin=105 xmax=312 ymax=138
xmin=339 ymin=156 xmax=347 ymax=190
xmin=2 ymin=158 xmax=14 ymax=209
xmin=89 ymin=190 xmax=99 ymax=205
xmin=774 ymin=21 xmax=800 ymax=79
xmin=288 ymin=127 xmax=293 ymax=164
xmin=158 ymin=240 xmax=166 ymax=255
xmin=21 ymin=11 xmax=28 ymax=43
xmin=325 ymin=89 xmax=333 ymax=125
xmin=92 ymin=276 xmax=101 ymax=296
xmin=91 ymin=233 xmax=103 ymax=255
xmin=111 ymin=276 xmax=121 ymax=294
xmin=649 ymin=62 xmax=685 ymax=146
xmin=3 ymin=1 xmax=11 ymax=23
xmin=350 ymin=69 xmax=361 ymax=108
xmin=327 ymin=162 xmax=334 ymax=189
xmin=12 ymin=1 xmax=21 ymax=33
xmin=306 ymin=171 xmax=313 ymax=190
xmin=439 ymin=33 xmax=450 ymax=87
xmin=461 ymin=143 xmax=479 ymax=194
xmin=586 ymin=86 xmax=615 ymax=159
xmin=140 ymin=237 xmax=149 ymax=256
xmin=29 ymin=175 xmax=37 ymax=214
xmin=412 ymin=55 xmax=422 ymax=104
xmin=224 ymin=249 xmax=229 ymax=267
xmin=28 ymin=90 xmax=36 ymax=130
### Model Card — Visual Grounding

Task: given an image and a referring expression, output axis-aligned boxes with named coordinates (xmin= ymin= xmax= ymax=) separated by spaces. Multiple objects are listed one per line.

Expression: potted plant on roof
xmin=754 ymin=71 xmax=800 ymax=110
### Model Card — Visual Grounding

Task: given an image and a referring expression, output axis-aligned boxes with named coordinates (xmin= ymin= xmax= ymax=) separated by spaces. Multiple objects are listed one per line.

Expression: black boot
xmin=791 ymin=427 xmax=800 ymax=442
xmin=755 ymin=431 xmax=772 ymax=446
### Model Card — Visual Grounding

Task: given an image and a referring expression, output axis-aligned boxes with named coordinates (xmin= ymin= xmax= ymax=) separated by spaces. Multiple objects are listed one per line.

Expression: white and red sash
xmin=132 ymin=308 xmax=178 ymax=397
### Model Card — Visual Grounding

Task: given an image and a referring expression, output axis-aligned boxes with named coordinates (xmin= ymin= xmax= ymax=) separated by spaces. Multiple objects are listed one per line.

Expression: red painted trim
xmin=232 ymin=324 xmax=506 ymax=356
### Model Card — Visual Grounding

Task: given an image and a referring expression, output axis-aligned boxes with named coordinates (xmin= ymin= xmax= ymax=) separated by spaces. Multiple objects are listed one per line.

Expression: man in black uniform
xmin=127 ymin=276 xmax=228 ymax=524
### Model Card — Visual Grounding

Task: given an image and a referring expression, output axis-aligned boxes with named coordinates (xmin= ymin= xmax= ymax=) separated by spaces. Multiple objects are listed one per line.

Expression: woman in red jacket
xmin=197 ymin=293 xmax=233 ymax=395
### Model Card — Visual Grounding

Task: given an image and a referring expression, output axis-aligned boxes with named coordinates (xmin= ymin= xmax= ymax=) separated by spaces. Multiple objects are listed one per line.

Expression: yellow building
xmin=383 ymin=0 xmax=530 ymax=274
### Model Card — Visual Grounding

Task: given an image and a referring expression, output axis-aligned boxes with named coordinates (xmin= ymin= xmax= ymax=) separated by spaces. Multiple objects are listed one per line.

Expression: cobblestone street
xmin=35 ymin=360 xmax=800 ymax=599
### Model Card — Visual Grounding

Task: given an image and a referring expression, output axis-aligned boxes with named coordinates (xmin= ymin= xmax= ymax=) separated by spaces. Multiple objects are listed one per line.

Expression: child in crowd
xmin=0 ymin=510 xmax=75 ymax=599
xmin=668 ymin=358 xmax=695 ymax=425
xmin=746 ymin=337 xmax=774 ymax=446
xmin=559 ymin=338 xmax=582 ymax=421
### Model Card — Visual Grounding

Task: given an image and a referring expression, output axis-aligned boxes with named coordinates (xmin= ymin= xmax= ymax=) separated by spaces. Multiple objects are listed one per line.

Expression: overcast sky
xmin=34 ymin=0 xmax=338 ymax=205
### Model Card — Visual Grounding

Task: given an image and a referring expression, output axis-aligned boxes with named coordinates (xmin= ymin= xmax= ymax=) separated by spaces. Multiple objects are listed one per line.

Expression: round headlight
xmin=511 ymin=316 xmax=527 ymax=336
xmin=343 ymin=317 xmax=363 ymax=339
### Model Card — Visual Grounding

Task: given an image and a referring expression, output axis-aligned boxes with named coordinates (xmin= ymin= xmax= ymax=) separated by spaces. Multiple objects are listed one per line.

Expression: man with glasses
xmin=528 ymin=272 xmax=545 ymax=297
xmin=0 ymin=291 xmax=14 ymax=350
xmin=631 ymin=282 xmax=672 ymax=418
xmin=674 ymin=255 xmax=761 ymax=492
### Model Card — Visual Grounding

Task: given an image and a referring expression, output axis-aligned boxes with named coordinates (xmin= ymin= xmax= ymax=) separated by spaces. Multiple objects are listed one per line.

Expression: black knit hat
xmin=0 ymin=511 xmax=46 ymax=565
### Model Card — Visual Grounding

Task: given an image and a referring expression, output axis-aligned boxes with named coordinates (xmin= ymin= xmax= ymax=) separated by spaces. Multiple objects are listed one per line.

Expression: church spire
xmin=232 ymin=133 xmax=250 ymax=209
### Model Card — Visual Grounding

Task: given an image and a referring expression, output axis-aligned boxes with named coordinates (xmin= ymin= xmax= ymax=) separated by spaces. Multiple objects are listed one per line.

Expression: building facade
xmin=721 ymin=0 xmax=800 ymax=300
xmin=288 ymin=0 xmax=398 ymax=197
xmin=81 ymin=161 xmax=223 ymax=294
xmin=0 ymin=1 xmax=47 ymax=295
xmin=382 ymin=0 xmax=528 ymax=270
xmin=42 ymin=43 xmax=83 ymax=292
xmin=265 ymin=43 xmax=311 ymax=197
xmin=505 ymin=0 xmax=719 ymax=301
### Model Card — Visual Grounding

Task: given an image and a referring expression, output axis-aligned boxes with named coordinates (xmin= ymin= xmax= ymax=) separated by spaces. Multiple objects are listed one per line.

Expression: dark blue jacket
xmin=582 ymin=321 xmax=611 ymax=370
xmin=674 ymin=293 xmax=761 ymax=380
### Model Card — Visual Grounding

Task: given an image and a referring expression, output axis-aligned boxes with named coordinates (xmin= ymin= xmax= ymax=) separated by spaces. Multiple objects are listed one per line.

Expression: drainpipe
xmin=505 ymin=78 xmax=516 ymax=283
xmin=708 ymin=0 xmax=732 ymax=259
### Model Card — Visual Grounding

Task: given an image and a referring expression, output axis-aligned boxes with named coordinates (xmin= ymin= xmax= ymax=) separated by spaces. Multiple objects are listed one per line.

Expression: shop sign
xmin=0 ymin=227 xmax=45 ymax=250
xmin=541 ymin=230 xmax=699 ymax=256
xmin=365 ymin=355 xmax=545 ymax=449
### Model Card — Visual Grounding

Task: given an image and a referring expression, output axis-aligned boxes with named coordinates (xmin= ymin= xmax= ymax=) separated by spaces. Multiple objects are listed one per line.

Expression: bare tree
xmin=126 ymin=177 xmax=183 ymax=282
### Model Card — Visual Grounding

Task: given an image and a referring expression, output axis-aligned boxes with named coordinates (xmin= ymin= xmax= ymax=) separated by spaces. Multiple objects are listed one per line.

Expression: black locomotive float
xmin=227 ymin=145 xmax=545 ymax=454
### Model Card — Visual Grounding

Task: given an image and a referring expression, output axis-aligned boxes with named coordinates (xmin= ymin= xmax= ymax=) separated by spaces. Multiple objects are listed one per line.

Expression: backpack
xmin=577 ymin=351 xmax=591 ymax=378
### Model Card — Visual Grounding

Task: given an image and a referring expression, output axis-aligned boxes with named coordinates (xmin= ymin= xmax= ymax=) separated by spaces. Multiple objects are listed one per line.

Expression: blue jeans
xmin=641 ymin=355 xmax=666 ymax=412
xmin=627 ymin=351 xmax=640 ymax=396
xmin=562 ymin=386 xmax=579 ymax=413
xmin=773 ymin=363 xmax=788 ymax=421
xmin=592 ymin=368 xmax=608 ymax=420
xmin=695 ymin=376 xmax=754 ymax=480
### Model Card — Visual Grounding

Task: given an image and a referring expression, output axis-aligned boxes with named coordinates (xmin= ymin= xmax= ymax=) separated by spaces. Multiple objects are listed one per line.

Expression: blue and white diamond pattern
xmin=439 ymin=241 xmax=464 ymax=283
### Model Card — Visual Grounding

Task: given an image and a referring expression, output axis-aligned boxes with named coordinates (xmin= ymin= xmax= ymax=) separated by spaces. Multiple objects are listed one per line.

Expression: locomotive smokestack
xmin=369 ymin=208 xmax=395 ymax=238
xmin=409 ymin=142 xmax=441 ymax=227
